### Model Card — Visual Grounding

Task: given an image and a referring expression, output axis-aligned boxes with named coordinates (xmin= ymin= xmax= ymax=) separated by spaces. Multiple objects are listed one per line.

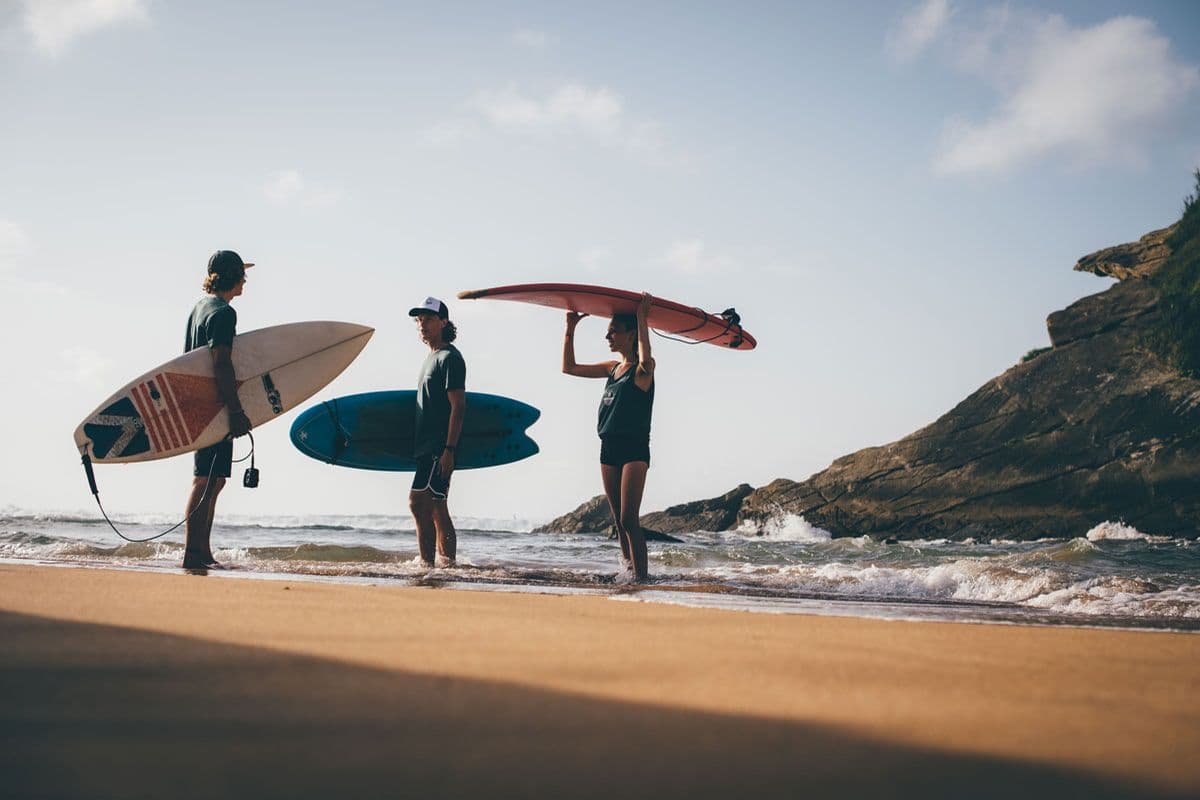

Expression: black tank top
xmin=597 ymin=363 xmax=654 ymax=438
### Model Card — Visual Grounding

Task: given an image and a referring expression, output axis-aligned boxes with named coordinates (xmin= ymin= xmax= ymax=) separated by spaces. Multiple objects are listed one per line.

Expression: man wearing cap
xmin=181 ymin=250 xmax=254 ymax=570
xmin=408 ymin=296 xmax=466 ymax=566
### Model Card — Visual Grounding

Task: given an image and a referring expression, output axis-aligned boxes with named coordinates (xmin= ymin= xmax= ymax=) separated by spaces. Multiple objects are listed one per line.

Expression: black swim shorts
xmin=411 ymin=452 xmax=452 ymax=499
xmin=194 ymin=439 xmax=233 ymax=479
xmin=599 ymin=435 xmax=650 ymax=467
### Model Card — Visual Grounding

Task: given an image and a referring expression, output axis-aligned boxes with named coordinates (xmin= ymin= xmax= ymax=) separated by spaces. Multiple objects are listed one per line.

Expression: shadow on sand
xmin=0 ymin=611 xmax=1180 ymax=799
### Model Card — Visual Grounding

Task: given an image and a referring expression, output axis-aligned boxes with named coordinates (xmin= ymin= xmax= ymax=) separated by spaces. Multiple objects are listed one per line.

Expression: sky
xmin=1 ymin=0 xmax=1198 ymax=526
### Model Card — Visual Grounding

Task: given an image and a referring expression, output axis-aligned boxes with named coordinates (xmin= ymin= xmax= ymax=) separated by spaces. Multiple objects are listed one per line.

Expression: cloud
xmin=421 ymin=120 xmax=479 ymax=146
xmin=662 ymin=240 xmax=704 ymax=274
xmin=658 ymin=240 xmax=738 ymax=274
xmin=512 ymin=28 xmax=555 ymax=49
xmin=916 ymin=10 xmax=1200 ymax=175
xmin=952 ymin=4 xmax=1023 ymax=83
xmin=262 ymin=170 xmax=342 ymax=208
xmin=578 ymin=246 xmax=610 ymax=272
xmin=448 ymin=82 xmax=687 ymax=167
xmin=656 ymin=239 xmax=776 ymax=277
xmin=471 ymin=83 xmax=623 ymax=133
xmin=0 ymin=219 xmax=34 ymax=281
xmin=51 ymin=346 xmax=113 ymax=385
xmin=887 ymin=0 xmax=953 ymax=63
xmin=0 ymin=222 xmax=78 ymax=304
xmin=0 ymin=219 xmax=32 ymax=267
xmin=21 ymin=0 xmax=147 ymax=57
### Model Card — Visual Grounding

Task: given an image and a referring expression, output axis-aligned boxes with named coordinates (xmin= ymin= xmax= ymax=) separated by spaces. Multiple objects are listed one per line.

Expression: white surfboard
xmin=75 ymin=321 xmax=374 ymax=463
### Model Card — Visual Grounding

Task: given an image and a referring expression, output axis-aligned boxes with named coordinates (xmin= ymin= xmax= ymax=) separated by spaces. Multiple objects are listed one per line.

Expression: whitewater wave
xmin=0 ymin=508 xmax=541 ymax=534
xmin=1026 ymin=577 xmax=1200 ymax=618
xmin=736 ymin=513 xmax=833 ymax=542
xmin=1085 ymin=520 xmax=1172 ymax=543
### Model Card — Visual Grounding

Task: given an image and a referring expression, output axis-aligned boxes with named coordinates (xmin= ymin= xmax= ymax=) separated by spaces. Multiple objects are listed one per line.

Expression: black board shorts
xmin=599 ymin=435 xmax=650 ymax=467
xmin=194 ymin=440 xmax=233 ymax=479
xmin=411 ymin=453 xmax=452 ymax=499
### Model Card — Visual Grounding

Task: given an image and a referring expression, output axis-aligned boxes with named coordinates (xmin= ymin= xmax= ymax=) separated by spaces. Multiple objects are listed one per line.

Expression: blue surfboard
xmin=289 ymin=390 xmax=539 ymax=471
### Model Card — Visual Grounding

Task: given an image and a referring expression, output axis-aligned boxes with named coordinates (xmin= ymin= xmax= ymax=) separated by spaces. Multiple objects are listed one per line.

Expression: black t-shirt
xmin=185 ymin=296 xmax=237 ymax=353
xmin=597 ymin=364 xmax=654 ymax=438
xmin=414 ymin=345 xmax=466 ymax=457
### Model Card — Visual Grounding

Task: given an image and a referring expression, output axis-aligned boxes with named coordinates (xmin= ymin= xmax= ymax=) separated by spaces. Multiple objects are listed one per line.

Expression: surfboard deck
xmin=456 ymin=283 xmax=756 ymax=350
xmin=290 ymin=390 xmax=540 ymax=471
xmin=75 ymin=321 xmax=374 ymax=463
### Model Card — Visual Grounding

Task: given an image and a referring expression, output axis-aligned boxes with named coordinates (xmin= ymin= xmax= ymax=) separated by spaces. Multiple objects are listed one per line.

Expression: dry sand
xmin=2 ymin=562 xmax=1197 ymax=799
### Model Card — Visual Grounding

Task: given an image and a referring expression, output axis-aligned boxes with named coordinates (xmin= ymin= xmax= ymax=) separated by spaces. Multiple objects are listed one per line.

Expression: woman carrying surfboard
xmin=563 ymin=293 xmax=655 ymax=582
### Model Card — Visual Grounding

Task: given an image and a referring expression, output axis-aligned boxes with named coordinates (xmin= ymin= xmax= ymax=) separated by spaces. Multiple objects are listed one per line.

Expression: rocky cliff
xmin=535 ymin=485 xmax=754 ymax=535
xmin=538 ymin=215 xmax=1200 ymax=540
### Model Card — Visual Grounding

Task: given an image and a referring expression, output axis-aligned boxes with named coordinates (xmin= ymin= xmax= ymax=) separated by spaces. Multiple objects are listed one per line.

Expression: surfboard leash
xmin=323 ymin=397 xmax=352 ymax=466
xmin=81 ymin=432 xmax=256 ymax=544
xmin=650 ymin=307 xmax=745 ymax=348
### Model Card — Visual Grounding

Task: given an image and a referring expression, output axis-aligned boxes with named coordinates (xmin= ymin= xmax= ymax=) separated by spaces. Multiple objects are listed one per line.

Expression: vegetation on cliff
xmin=1146 ymin=169 xmax=1200 ymax=377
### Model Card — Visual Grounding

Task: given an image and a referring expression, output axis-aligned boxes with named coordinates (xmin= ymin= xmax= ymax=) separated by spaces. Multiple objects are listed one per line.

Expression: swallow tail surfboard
xmin=290 ymin=390 xmax=540 ymax=471
xmin=75 ymin=321 xmax=375 ymax=464
xmin=457 ymin=283 xmax=756 ymax=350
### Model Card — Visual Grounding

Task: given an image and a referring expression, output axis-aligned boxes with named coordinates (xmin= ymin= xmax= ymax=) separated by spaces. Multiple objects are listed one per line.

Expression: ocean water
xmin=2 ymin=506 xmax=1198 ymax=631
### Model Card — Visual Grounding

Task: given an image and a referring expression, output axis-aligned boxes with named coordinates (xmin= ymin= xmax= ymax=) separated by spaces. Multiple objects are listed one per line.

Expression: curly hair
xmin=203 ymin=267 xmax=244 ymax=294
xmin=443 ymin=321 xmax=458 ymax=343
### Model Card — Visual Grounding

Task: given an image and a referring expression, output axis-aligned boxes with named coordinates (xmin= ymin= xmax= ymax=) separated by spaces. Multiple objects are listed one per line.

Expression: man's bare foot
xmin=182 ymin=550 xmax=228 ymax=571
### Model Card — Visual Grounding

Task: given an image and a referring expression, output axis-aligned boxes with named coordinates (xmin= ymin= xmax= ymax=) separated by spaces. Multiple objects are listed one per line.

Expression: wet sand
xmin=1 ymin=563 xmax=1197 ymax=799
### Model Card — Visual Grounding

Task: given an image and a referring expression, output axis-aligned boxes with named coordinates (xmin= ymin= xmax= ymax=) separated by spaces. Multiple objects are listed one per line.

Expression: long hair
xmin=203 ymin=268 xmax=244 ymax=294
xmin=443 ymin=320 xmax=458 ymax=343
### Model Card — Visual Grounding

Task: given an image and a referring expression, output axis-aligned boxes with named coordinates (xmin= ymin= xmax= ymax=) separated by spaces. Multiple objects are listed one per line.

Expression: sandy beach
xmin=1 ymin=562 xmax=1197 ymax=799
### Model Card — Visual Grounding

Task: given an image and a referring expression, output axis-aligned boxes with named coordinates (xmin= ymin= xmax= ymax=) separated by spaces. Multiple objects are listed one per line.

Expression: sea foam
xmin=737 ymin=513 xmax=833 ymax=542
xmin=1085 ymin=521 xmax=1174 ymax=543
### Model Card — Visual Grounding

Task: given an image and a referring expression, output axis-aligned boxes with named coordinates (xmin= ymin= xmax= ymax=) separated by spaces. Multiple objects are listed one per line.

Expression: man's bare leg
xmin=409 ymin=490 xmax=438 ymax=566
xmin=183 ymin=477 xmax=224 ymax=568
xmin=431 ymin=499 xmax=456 ymax=565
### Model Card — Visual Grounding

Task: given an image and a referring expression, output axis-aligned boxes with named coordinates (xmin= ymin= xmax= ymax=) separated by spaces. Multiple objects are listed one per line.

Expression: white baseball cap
xmin=408 ymin=296 xmax=449 ymax=318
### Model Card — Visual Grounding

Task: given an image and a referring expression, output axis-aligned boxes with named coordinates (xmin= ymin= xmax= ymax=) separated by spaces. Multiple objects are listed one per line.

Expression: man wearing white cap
xmin=408 ymin=296 xmax=466 ymax=566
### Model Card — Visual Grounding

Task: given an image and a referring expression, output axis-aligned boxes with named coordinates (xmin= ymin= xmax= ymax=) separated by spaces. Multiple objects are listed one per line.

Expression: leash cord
xmin=83 ymin=431 xmax=255 ymax=543
xmin=650 ymin=308 xmax=745 ymax=347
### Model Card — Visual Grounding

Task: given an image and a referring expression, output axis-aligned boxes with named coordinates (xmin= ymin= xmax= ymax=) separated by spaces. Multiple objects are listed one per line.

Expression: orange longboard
xmin=457 ymin=283 xmax=755 ymax=350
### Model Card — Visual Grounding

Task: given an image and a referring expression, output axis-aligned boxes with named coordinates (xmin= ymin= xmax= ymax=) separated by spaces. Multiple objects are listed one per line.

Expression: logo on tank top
xmin=602 ymin=388 xmax=615 ymax=406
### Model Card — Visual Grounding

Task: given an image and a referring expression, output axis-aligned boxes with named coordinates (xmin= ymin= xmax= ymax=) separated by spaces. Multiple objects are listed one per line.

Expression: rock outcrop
xmin=535 ymin=495 xmax=611 ymax=534
xmin=538 ymin=219 xmax=1200 ymax=540
xmin=532 ymin=495 xmax=685 ymax=541
xmin=641 ymin=484 xmax=754 ymax=533
xmin=1073 ymin=225 xmax=1174 ymax=280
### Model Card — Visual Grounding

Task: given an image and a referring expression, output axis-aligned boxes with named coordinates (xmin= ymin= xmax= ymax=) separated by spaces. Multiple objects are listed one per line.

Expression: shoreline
xmin=7 ymin=508 xmax=1199 ymax=627
xmin=6 ymin=556 xmax=1199 ymax=634
xmin=3 ymin=562 xmax=1199 ymax=798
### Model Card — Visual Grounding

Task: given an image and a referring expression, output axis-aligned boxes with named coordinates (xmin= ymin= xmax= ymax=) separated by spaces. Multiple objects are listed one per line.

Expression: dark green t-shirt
xmin=185 ymin=296 xmax=237 ymax=353
xmin=414 ymin=344 xmax=466 ymax=457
